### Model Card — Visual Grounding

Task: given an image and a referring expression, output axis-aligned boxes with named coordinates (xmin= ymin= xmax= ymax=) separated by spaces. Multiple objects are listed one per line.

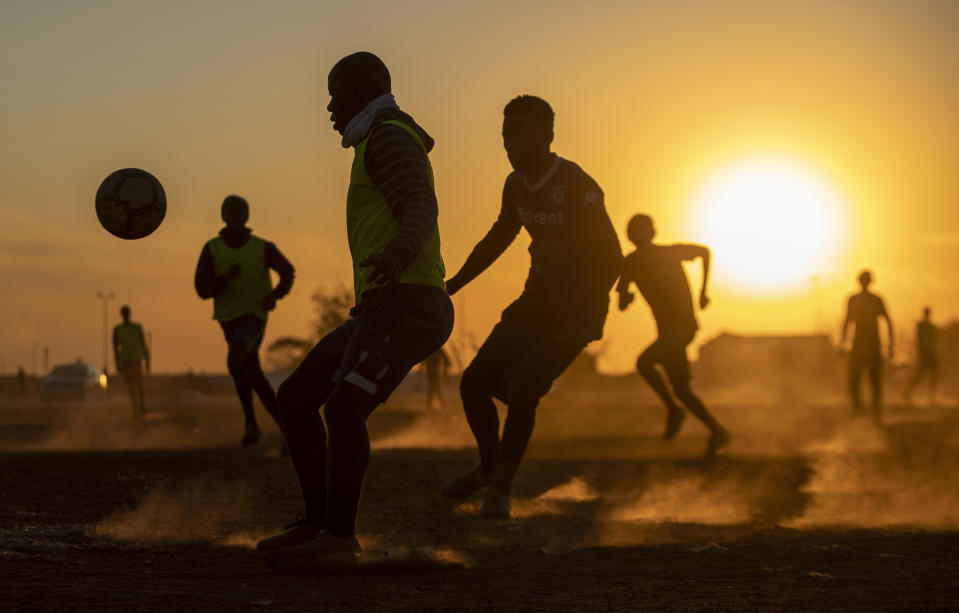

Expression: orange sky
xmin=1 ymin=0 xmax=958 ymax=374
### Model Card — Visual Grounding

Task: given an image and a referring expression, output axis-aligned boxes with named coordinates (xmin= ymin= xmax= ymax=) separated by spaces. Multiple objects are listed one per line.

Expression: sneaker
xmin=663 ymin=407 xmax=686 ymax=440
xmin=241 ymin=423 xmax=262 ymax=447
xmin=478 ymin=487 xmax=511 ymax=518
xmin=441 ymin=468 xmax=489 ymax=499
xmin=256 ymin=518 xmax=321 ymax=552
xmin=705 ymin=428 xmax=731 ymax=456
xmin=266 ymin=531 xmax=362 ymax=569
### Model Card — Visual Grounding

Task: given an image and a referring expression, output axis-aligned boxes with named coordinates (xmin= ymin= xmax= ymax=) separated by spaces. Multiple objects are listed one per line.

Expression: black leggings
xmin=278 ymin=284 xmax=453 ymax=537
xmin=220 ymin=314 xmax=281 ymax=429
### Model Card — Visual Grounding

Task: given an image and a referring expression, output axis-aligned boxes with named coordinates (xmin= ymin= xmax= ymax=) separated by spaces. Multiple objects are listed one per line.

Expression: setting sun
xmin=688 ymin=157 xmax=846 ymax=295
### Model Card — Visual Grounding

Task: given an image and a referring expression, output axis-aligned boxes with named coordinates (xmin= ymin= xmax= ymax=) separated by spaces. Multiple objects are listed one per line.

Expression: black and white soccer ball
xmin=95 ymin=168 xmax=166 ymax=239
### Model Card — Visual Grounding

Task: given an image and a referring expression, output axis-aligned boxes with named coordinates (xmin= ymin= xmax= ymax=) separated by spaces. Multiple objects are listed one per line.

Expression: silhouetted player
xmin=256 ymin=52 xmax=453 ymax=562
xmin=424 ymin=347 xmax=451 ymax=410
xmin=194 ymin=196 xmax=294 ymax=446
xmin=905 ymin=306 xmax=937 ymax=406
xmin=112 ymin=304 xmax=149 ymax=416
xmin=441 ymin=96 xmax=622 ymax=518
xmin=840 ymin=270 xmax=893 ymax=420
xmin=617 ymin=214 xmax=729 ymax=455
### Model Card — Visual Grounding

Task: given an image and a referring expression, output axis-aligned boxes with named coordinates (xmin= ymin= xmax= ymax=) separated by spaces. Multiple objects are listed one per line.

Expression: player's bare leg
xmin=636 ymin=350 xmax=686 ymax=440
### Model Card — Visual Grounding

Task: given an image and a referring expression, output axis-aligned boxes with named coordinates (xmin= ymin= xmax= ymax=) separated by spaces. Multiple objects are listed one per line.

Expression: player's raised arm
xmin=112 ymin=326 xmax=121 ymax=373
xmin=444 ymin=180 xmax=522 ymax=295
xmin=879 ymin=297 xmax=894 ymax=359
xmin=139 ymin=324 xmax=150 ymax=374
xmin=672 ymin=244 xmax=711 ymax=309
xmin=840 ymin=296 xmax=854 ymax=349
xmin=578 ymin=185 xmax=623 ymax=296
xmin=263 ymin=242 xmax=295 ymax=310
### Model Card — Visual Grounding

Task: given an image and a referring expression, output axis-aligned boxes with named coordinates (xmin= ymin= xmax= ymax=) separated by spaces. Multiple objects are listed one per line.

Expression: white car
xmin=42 ymin=361 xmax=108 ymax=400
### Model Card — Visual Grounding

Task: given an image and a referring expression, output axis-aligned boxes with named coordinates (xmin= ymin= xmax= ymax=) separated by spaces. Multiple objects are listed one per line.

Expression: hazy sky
xmin=2 ymin=0 xmax=957 ymax=374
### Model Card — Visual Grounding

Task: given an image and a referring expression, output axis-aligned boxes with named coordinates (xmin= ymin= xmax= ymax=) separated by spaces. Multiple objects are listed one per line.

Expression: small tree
xmin=311 ymin=284 xmax=354 ymax=339
xmin=264 ymin=284 xmax=354 ymax=371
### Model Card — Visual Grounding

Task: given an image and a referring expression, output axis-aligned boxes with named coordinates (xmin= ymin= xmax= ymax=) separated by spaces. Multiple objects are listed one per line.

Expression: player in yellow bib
xmin=257 ymin=52 xmax=453 ymax=564
xmin=194 ymin=195 xmax=295 ymax=447
xmin=112 ymin=304 xmax=149 ymax=416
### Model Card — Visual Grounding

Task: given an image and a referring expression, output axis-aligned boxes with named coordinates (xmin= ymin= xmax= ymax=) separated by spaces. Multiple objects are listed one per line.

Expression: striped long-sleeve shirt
xmin=363 ymin=109 xmax=438 ymax=273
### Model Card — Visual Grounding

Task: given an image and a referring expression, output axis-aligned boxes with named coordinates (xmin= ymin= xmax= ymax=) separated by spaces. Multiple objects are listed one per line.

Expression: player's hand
xmin=618 ymin=291 xmax=635 ymax=311
xmin=261 ymin=294 xmax=277 ymax=311
xmin=360 ymin=253 xmax=401 ymax=286
xmin=699 ymin=293 xmax=711 ymax=310
xmin=445 ymin=276 xmax=464 ymax=296
xmin=557 ymin=324 xmax=590 ymax=351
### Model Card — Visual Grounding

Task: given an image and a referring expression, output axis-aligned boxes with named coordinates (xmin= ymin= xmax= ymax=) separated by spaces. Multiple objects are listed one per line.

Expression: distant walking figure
xmin=256 ymin=52 xmax=453 ymax=562
xmin=617 ymin=214 xmax=729 ymax=456
xmin=441 ymin=96 xmax=622 ymax=518
xmin=113 ymin=305 xmax=149 ymax=416
xmin=905 ymin=306 xmax=938 ymax=406
xmin=194 ymin=195 xmax=295 ymax=446
xmin=423 ymin=347 xmax=451 ymax=410
xmin=840 ymin=270 xmax=893 ymax=421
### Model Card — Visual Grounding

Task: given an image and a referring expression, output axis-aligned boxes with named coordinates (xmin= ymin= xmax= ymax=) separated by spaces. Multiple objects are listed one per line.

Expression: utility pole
xmin=96 ymin=291 xmax=114 ymax=375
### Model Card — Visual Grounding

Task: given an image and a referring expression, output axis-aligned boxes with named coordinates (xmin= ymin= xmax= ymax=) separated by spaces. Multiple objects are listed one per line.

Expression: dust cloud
xmin=94 ymin=475 xmax=259 ymax=544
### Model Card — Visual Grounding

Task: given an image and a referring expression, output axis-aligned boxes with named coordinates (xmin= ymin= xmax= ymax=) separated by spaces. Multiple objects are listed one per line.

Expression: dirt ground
xmin=2 ymin=379 xmax=958 ymax=612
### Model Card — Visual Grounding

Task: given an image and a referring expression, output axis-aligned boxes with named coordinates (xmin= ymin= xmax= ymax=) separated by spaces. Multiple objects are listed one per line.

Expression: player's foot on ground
xmin=478 ymin=487 xmax=511 ymax=518
xmin=705 ymin=427 xmax=731 ymax=456
xmin=256 ymin=518 xmax=321 ymax=552
xmin=663 ymin=407 xmax=686 ymax=440
xmin=441 ymin=467 xmax=490 ymax=499
xmin=241 ymin=422 xmax=262 ymax=447
xmin=263 ymin=531 xmax=362 ymax=569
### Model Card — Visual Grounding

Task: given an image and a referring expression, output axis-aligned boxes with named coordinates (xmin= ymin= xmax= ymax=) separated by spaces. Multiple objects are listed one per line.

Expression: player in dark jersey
xmin=441 ymin=96 xmax=622 ymax=517
xmin=905 ymin=306 xmax=938 ymax=407
xmin=617 ymin=214 xmax=729 ymax=456
xmin=841 ymin=270 xmax=893 ymax=421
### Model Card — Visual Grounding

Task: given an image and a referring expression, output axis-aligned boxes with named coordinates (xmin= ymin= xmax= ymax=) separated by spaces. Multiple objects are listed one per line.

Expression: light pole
xmin=96 ymin=291 xmax=114 ymax=375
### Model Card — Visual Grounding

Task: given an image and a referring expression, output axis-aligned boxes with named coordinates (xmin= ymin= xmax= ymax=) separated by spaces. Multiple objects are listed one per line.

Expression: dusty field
xmin=1 ymin=378 xmax=958 ymax=612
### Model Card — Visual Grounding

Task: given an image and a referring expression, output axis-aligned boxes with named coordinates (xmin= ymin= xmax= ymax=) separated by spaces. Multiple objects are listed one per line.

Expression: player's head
xmin=627 ymin=214 xmax=655 ymax=246
xmin=327 ymin=51 xmax=391 ymax=135
xmin=857 ymin=269 xmax=872 ymax=289
xmin=923 ymin=305 xmax=931 ymax=319
xmin=221 ymin=195 xmax=249 ymax=229
xmin=120 ymin=305 xmax=131 ymax=322
xmin=502 ymin=95 xmax=554 ymax=173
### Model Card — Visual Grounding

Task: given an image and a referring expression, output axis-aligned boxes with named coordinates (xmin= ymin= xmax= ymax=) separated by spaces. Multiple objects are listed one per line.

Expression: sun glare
xmin=688 ymin=157 xmax=846 ymax=294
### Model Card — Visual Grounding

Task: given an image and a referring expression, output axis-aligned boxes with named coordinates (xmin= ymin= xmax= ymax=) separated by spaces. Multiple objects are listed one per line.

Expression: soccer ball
xmin=95 ymin=168 xmax=167 ymax=239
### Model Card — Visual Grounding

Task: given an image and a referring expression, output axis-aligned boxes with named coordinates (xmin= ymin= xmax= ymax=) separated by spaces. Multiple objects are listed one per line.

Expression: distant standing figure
xmin=841 ymin=270 xmax=893 ymax=421
xmin=423 ymin=347 xmax=451 ymax=410
xmin=616 ymin=214 xmax=729 ymax=456
xmin=194 ymin=195 xmax=295 ymax=446
xmin=113 ymin=305 xmax=150 ymax=416
xmin=905 ymin=306 xmax=938 ymax=406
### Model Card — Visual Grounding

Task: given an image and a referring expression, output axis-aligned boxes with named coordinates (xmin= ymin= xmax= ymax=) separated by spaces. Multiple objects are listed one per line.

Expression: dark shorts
xmin=219 ymin=313 xmax=266 ymax=358
xmin=918 ymin=351 xmax=938 ymax=373
xmin=462 ymin=299 xmax=589 ymax=404
xmin=299 ymin=284 xmax=453 ymax=402
xmin=639 ymin=328 xmax=696 ymax=382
